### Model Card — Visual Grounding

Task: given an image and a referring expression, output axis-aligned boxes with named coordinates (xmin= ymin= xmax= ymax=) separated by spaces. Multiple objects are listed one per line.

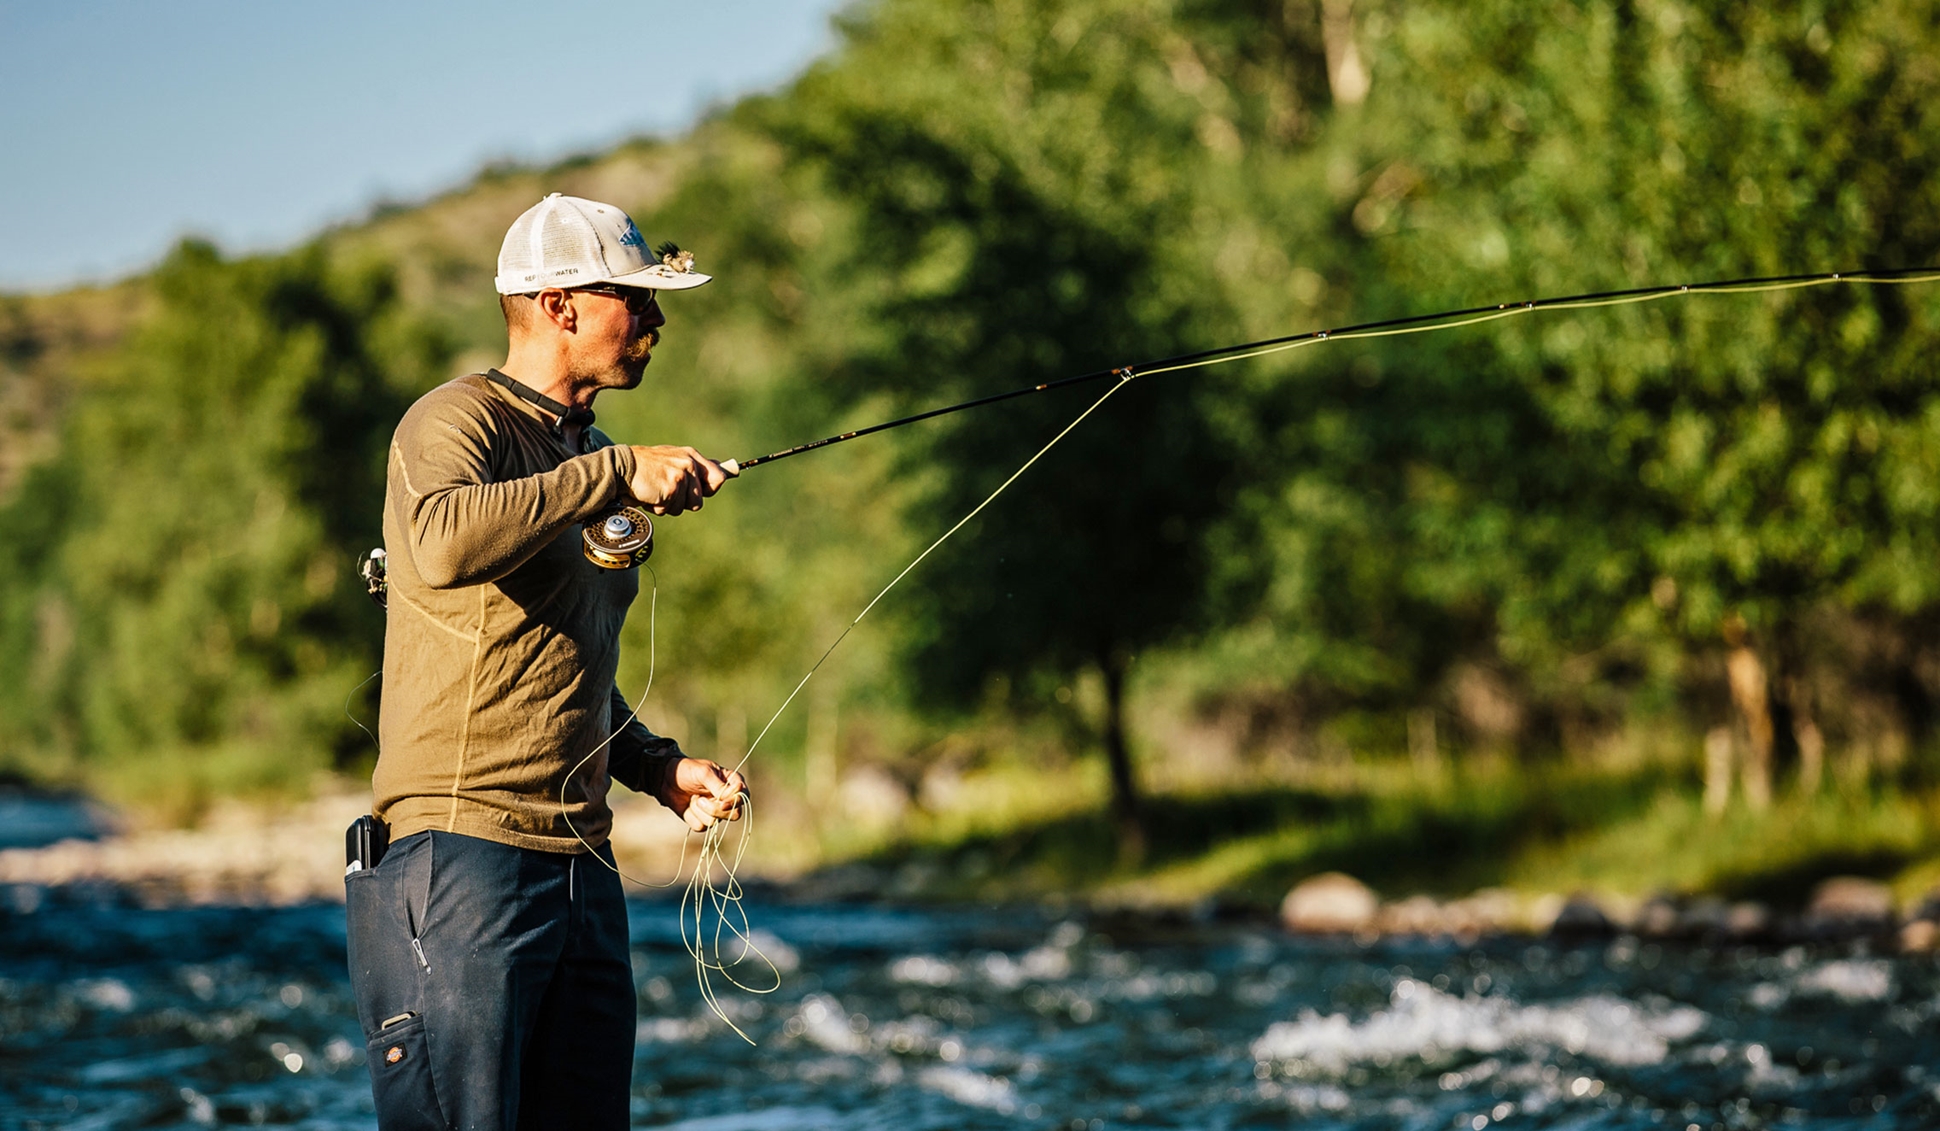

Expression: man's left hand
xmin=659 ymin=758 xmax=748 ymax=831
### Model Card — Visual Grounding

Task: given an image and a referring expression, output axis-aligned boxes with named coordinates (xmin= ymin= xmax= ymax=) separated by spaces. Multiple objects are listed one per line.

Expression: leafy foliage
xmin=1232 ymin=0 xmax=1940 ymax=752
xmin=0 ymin=243 xmax=445 ymax=809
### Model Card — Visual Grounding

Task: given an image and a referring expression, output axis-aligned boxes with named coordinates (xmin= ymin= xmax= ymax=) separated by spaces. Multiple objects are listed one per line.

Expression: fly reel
xmin=583 ymin=506 xmax=654 ymax=569
xmin=359 ymin=547 xmax=387 ymax=608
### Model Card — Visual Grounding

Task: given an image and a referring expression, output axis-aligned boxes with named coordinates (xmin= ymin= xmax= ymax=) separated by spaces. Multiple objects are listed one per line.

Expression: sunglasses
xmin=573 ymin=285 xmax=660 ymax=317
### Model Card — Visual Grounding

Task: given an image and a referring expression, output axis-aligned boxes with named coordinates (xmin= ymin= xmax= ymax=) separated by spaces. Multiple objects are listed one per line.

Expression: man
xmin=347 ymin=193 xmax=746 ymax=1130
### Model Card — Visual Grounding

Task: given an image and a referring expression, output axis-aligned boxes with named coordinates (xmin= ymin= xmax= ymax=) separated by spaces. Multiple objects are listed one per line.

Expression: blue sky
xmin=0 ymin=0 xmax=848 ymax=292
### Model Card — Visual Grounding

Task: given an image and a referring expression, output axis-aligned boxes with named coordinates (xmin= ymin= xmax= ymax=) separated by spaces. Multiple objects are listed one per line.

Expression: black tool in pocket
xmin=345 ymin=814 xmax=390 ymax=876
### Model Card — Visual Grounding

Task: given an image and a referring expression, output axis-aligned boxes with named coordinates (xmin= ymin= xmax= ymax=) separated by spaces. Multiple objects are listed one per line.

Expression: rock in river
xmin=1806 ymin=876 xmax=1895 ymax=934
xmin=1280 ymin=872 xmax=1378 ymax=934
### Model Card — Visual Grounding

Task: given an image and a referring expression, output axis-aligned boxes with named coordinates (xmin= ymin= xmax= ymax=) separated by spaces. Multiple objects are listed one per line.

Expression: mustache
xmin=623 ymin=329 xmax=659 ymax=363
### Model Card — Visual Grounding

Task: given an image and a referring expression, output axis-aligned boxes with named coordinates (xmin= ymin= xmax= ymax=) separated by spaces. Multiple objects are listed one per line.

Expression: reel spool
xmin=582 ymin=506 xmax=654 ymax=569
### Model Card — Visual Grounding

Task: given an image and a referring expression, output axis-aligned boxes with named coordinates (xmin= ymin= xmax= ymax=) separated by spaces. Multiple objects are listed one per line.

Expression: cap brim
xmin=603 ymin=263 xmax=713 ymax=291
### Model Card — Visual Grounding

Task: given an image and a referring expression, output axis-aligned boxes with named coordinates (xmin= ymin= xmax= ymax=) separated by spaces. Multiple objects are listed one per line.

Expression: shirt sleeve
xmin=389 ymin=385 xmax=638 ymax=588
xmin=606 ymin=684 xmax=684 ymax=796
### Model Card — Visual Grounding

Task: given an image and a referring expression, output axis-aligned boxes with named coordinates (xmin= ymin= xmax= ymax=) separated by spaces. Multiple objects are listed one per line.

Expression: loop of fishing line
xmin=558 ymin=564 xmax=781 ymax=1045
xmin=343 ymin=669 xmax=383 ymax=753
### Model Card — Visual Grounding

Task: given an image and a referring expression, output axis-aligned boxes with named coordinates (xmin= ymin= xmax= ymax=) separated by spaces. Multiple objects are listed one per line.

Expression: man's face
xmin=568 ymin=286 xmax=665 ymax=391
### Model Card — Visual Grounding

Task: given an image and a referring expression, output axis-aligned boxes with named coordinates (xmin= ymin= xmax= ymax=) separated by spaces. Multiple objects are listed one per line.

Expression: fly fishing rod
xmin=716 ymin=265 xmax=1940 ymax=474
xmin=579 ymin=264 xmax=1940 ymax=566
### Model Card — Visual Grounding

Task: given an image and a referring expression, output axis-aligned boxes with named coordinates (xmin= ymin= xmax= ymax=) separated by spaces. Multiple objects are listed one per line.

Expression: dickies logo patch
xmin=385 ymin=1045 xmax=406 ymax=1065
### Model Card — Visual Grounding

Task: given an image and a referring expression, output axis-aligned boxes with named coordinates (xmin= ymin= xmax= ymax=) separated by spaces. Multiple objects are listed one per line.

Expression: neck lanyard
xmin=485 ymin=369 xmax=594 ymax=440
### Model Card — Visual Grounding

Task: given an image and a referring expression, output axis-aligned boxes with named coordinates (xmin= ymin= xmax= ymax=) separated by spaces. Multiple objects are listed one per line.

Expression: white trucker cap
xmin=494 ymin=193 xmax=712 ymax=295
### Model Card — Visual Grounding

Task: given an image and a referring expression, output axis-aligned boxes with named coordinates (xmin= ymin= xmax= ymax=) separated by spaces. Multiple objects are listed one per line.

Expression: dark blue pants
xmin=345 ymin=831 xmax=636 ymax=1131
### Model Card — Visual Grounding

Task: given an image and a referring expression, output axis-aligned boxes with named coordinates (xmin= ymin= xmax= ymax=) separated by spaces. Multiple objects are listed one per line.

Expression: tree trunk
xmin=1100 ymin=652 xmax=1146 ymax=866
xmin=1784 ymin=676 xmax=1824 ymax=796
xmin=1703 ymin=726 xmax=1734 ymax=817
xmin=1725 ymin=645 xmax=1774 ymax=811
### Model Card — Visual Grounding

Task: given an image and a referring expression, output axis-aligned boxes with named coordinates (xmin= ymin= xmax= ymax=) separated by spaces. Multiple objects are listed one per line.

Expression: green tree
xmin=766 ymin=0 xmax=1337 ymax=856
xmin=1218 ymin=0 xmax=1940 ymax=773
xmin=0 ymin=241 xmax=445 ymax=810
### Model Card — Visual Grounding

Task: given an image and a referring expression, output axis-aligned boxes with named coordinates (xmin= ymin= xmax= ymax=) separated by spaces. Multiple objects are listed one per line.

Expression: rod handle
xmin=720 ymin=458 xmax=741 ymax=477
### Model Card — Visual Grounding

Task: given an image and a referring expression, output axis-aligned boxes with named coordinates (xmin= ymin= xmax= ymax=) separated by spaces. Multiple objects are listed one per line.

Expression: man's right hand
xmin=624 ymin=445 xmax=734 ymax=515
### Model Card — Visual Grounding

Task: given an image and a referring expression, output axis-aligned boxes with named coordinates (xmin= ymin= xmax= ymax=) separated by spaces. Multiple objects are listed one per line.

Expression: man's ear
xmin=535 ymin=288 xmax=577 ymax=332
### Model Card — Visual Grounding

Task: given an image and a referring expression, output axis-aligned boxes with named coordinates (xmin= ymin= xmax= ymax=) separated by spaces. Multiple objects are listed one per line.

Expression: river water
xmin=3 ymin=884 xmax=1936 ymax=1129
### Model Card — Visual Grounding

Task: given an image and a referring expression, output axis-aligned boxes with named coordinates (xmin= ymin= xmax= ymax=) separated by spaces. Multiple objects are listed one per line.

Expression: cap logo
xmin=616 ymin=220 xmax=646 ymax=250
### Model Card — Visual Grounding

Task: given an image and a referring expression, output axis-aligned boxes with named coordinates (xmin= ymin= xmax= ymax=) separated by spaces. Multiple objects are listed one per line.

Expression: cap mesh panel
xmin=538 ymin=208 xmax=600 ymax=273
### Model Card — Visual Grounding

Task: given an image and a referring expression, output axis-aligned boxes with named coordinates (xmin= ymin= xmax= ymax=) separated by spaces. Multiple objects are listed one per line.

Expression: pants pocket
xmin=365 ymin=1013 xmax=446 ymax=1130
xmin=344 ymin=867 xmax=384 ymax=1033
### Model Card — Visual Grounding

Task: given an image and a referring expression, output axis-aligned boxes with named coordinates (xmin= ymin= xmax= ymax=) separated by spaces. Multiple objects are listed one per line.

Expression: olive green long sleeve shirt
xmin=374 ymin=373 xmax=681 ymax=853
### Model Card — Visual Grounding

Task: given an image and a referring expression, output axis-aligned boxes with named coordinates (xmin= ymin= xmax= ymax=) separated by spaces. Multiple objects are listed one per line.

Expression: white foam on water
xmin=874 ymin=1013 xmax=943 ymax=1055
xmin=1743 ymin=1052 xmax=1809 ymax=1097
xmin=981 ymin=952 xmax=1027 ymax=989
xmin=1046 ymin=920 xmax=1085 ymax=948
xmin=1250 ymin=981 xmax=1706 ymax=1073
xmin=71 ymin=977 xmax=135 ymax=1012
xmin=797 ymin=993 xmax=868 ymax=1053
xmin=1794 ymin=958 xmax=1892 ymax=1003
xmin=1748 ymin=957 xmax=1895 ymax=1011
xmin=1020 ymin=943 xmax=1074 ymax=980
xmin=889 ymin=954 xmax=960 ymax=986
xmin=980 ymin=945 xmax=1072 ymax=988
xmin=891 ymin=925 xmax=1082 ymax=993
xmin=637 ymin=1016 xmax=712 ymax=1044
xmin=1108 ymin=969 xmax=1217 ymax=1002
xmin=917 ymin=1065 xmax=1016 ymax=1113
xmin=1271 ymin=1082 xmax=1352 ymax=1113
xmin=729 ymin=928 xmax=801 ymax=974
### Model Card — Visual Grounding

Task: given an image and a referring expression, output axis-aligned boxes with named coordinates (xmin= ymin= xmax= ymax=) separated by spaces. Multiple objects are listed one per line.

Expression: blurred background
xmin=5 ymin=0 xmax=1940 ymax=916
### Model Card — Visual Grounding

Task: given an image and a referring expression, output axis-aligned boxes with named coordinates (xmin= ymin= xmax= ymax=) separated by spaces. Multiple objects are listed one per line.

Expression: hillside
xmin=0 ymin=283 xmax=144 ymax=499
xmin=0 ymin=137 xmax=703 ymax=503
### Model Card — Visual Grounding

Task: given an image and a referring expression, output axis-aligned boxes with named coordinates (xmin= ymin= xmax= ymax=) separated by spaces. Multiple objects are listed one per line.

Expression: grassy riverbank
xmin=799 ymin=752 xmax=1940 ymax=915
